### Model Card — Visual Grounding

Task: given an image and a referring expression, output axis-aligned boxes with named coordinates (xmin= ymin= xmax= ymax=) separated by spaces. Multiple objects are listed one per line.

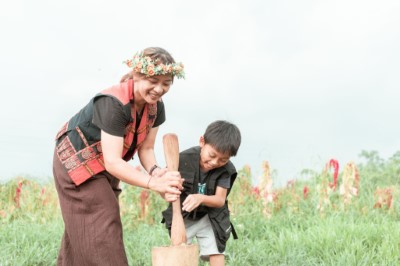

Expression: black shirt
xmin=92 ymin=96 xmax=165 ymax=137
xmin=199 ymin=169 xmax=231 ymax=190
xmin=92 ymin=96 xmax=166 ymax=160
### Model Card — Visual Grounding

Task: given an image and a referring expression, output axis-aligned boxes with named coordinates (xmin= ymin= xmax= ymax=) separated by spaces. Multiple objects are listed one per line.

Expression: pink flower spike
xmin=252 ymin=187 xmax=260 ymax=196
xmin=303 ymin=186 xmax=309 ymax=199
xmin=326 ymin=159 xmax=339 ymax=190
xmin=14 ymin=181 xmax=23 ymax=208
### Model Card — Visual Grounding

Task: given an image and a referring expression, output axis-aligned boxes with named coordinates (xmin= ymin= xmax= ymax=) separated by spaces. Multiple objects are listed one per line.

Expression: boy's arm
xmin=182 ymin=186 xmax=227 ymax=212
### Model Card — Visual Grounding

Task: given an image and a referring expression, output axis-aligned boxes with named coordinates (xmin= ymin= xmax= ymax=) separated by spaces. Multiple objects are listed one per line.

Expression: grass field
xmin=1 ymin=150 xmax=399 ymax=265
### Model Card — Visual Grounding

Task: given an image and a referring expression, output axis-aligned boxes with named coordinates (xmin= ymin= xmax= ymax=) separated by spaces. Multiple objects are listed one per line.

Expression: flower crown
xmin=124 ymin=52 xmax=185 ymax=79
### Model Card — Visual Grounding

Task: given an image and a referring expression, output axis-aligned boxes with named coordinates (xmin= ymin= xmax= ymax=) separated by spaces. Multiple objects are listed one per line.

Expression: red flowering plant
xmin=256 ymin=161 xmax=276 ymax=217
xmin=14 ymin=180 xmax=23 ymax=208
xmin=139 ymin=190 xmax=150 ymax=220
xmin=316 ymin=159 xmax=339 ymax=212
xmin=0 ymin=177 xmax=60 ymax=222
xmin=303 ymin=185 xmax=309 ymax=199
xmin=327 ymin=159 xmax=339 ymax=190
xmin=373 ymin=187 xmax=395 ymax=210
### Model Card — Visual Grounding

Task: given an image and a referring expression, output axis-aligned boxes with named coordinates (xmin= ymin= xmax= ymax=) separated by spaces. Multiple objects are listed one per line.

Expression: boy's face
xmin=199 ymin=136 xmax=231 ymax=172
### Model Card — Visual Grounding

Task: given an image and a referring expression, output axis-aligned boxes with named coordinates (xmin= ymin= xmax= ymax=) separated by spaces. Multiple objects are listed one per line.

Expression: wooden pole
xmin=151 ymin=133 xmax=199 ymax=266
xmin=162 ymin=133 xmax=187 ymax=245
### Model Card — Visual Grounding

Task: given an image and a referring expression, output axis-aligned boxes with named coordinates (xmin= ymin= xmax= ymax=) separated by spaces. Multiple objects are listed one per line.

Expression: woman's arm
xmin=101 ymin=130 xmax=182 ymax=197
xmin=137 ymin=126 xmax=160 ymax=173
xmin=182 ymin=186 xmax=227 ymax=212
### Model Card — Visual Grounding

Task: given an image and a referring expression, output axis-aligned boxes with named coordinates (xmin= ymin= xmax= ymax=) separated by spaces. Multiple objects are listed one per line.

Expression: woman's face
xmin=134 ymin=74 xmax=173 ymax=104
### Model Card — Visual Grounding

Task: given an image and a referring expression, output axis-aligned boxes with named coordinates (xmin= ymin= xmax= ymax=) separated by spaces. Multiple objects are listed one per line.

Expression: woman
xmin=53 ymin=47 xmax=185 ymax=265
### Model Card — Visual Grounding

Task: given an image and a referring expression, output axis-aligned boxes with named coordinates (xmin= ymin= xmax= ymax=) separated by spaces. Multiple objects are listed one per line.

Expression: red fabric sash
xmin=55 ymin=80 xmax=157 ymax=185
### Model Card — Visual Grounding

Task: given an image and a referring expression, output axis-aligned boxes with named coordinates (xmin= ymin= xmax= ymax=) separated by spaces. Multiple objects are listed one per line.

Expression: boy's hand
xmin=182 ymin=194 xmax=204 ymax=212
xmin=160 ymin=192 xmax=180 ymax=202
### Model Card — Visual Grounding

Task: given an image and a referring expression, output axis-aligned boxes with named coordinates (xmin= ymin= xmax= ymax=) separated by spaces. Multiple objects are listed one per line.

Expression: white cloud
xmin=1 ymin=0 xmax=400 ymax=183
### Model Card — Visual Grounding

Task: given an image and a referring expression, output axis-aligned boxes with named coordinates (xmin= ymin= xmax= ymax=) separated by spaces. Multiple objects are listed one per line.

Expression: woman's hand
xmin=148 ymin=170 xmax=183 ymax=199
xmin=182 ymin=194 xmax=204 ymax=212
xmin=151 ymin=166 xmax=165 ymax=178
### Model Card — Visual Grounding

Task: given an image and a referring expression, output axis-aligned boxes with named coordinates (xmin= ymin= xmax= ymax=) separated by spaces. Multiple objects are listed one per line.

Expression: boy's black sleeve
xmin=216 ymin=172 xmax=231 ymax=189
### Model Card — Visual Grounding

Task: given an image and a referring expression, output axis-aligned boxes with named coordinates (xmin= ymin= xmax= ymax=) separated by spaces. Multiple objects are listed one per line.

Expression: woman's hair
xmin=120 ymin=47 xmax=176 ymax=83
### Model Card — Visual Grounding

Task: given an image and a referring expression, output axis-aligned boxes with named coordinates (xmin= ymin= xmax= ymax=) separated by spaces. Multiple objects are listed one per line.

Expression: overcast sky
xmin=1 ymin=0 xmax=400 ymax=185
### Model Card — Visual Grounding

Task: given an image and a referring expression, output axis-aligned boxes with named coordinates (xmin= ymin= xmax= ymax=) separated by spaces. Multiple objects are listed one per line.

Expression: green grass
xmin=2 ymin=212 xmax=399 ymax=265
xmin=1 ymin=150 xmax=400 ymax=265
xmin=0 ymin=219 xmax=62 ymax=265
xmin=226 ymin=207 xmax=400 ymax=265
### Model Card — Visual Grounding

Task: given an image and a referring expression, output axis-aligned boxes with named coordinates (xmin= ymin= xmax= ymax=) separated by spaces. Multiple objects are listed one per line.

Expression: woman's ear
xmin=199 ymin=136 xmax=205 ymax=147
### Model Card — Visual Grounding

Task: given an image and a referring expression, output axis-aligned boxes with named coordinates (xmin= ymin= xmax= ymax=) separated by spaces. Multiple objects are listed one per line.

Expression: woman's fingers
xmin=164 ymin=171 xmax=184 ymax=190
xmin=165 ymin=185 xmax=181 ymax=195
xmin=155 ymin=179 xmax=181 ymax=195
xmin=155 ymin=167 xmax=167 ymax=178
xmin=152 ymin=170 xmax=184 ymax=198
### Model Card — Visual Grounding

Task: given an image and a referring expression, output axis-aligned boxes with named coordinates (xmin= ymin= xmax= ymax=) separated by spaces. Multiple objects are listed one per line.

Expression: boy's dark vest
xmin=161 ymin=146 xmax=238 ymax=253
xmin=54 ymin=80 xmax=157 ymax=186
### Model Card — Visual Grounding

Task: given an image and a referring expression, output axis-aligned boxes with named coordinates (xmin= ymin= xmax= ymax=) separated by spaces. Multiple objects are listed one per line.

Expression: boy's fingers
xmin=165 ymin=193 xmax=179 ymax=202
xmin=167 ymin=186 xmax=181 ymax=195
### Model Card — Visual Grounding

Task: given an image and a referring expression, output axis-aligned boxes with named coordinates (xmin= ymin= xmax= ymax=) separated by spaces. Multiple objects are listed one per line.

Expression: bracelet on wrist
xmin=147 ymin=176 xmax=153 ymax=189
xmin=149 ymin=164 xmax=160 ymax=176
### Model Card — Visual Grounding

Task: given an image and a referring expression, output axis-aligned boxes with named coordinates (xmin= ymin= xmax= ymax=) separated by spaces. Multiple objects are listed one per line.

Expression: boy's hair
xmin=203 ymin=120 xmax=241 ymax=156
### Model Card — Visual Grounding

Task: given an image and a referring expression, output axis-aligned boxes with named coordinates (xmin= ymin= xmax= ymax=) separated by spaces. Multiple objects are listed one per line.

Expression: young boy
xmin=162 ymin=120 xmax=241 ymax=266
